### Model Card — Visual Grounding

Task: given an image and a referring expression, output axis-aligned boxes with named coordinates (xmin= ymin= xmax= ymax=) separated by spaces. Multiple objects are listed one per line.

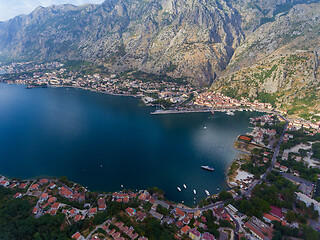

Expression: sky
xmin=0 ymin=0 xmax=105 ymax=21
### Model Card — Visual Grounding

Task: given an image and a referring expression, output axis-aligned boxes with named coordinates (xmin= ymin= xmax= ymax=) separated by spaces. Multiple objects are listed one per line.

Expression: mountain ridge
xmin=0 ymin=0 xmax=319 ymax=90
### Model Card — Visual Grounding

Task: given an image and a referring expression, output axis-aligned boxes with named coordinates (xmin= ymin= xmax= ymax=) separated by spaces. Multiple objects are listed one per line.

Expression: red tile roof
xmin=181 ymin=225 xmax=190 ymax=234
xmin=270 ymin=205 xmax=283 ymax=219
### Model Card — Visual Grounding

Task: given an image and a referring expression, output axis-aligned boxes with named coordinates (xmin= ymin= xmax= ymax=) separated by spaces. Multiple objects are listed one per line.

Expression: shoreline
xmin=1 ymin=82 xmax=264 ymax=205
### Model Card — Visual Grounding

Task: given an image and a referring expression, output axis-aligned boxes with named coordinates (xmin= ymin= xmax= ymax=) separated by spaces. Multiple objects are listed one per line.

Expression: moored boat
xmin=205 ymin=190 xmax=210 ymax=196
xmin=201 ymin=165 xmax=214 ymax=171
xmin=193 ymin=189 xmax=196 ymax=194
xmin=177 ymin=187 xmax=181 ymax=192
xmin=183 ymin=184 xmax=187 ymax=189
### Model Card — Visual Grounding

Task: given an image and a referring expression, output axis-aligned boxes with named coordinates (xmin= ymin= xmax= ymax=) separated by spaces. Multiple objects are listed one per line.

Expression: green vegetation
xmin=312 ymin=142 xmax=320 ymax=160
xmin=0 ymin=186 xmax=81 ymax=239
xmin=202 ymin=210 xmax=220 ymax=238
xmin=234 ymin=172 xmax=297 ymax=218
xmin=218 ymin=191 xmax=232 ymax=201
xmin=257 ymin=92 xmax=277 ymax=107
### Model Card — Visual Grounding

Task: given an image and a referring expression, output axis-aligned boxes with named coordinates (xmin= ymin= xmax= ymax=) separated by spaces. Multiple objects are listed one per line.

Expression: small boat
xmin=100 ymin=164 xmax=103 ymax=168
xmin=201 ymin=166 xmax=214 ymax=171
xmin=121 ymin=185 xmax=124 ymax=188
xmin=205 ymin=190 xmax=210 ymax=196
xmin=177 ymin=187 xmax=182 ymax=192
xmin=211 ymin=110 xmax=215 ymax=115
xmin=193 ymin=189 xmax=197 ymax=195
xmin=204 ymin=127 xmax=207 ymax=130
xmin=226 ymin=110 xmax=235 ymax=116
xmin=183 ymin=184 xmax=187 ymax=189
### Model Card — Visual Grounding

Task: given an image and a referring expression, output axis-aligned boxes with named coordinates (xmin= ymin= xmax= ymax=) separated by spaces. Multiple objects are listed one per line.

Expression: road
xmin=244 ymin=120 xmax=288 ymax=198
xmin=85 ymin=220 xmax=109 ymax=240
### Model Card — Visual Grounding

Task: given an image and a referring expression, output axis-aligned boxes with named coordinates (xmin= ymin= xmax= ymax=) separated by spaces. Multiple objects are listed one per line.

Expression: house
xmin=149 ymin=210 xmax=163 ymax=220
xmin=151 ymin=203 xmax=158 ymax=211
xmin=89 ymin=207 xmax=97 ymax=217
xmin=48 ymin=197 xmax=57 ymax=203
xmin=98 ymin=203 xmax=106 ymax=211
xmin=189 ymin=228 xmax=201 ymax=240
xmin=296 ymin=192 xmax=320 ymax=212
xmin=48 ymin=183 xmax=56 ymax=189
xmin=13 ymin=192 xmax=22 ymax=198
xmin=270 ymin=206 xmax=283 ymax=219
xmin=182 ymin=217 xmax=190 ymax=225
xmin=176 ymin=220 xmax=184 ymax=228
xmin=280 ymin=165 xmax=288 ymax=172
xmin=51 ymin=202 xmax=60 ymax=210
xmin=40 ymin=192 xmax=48 ymax=201
xmin=136 ymin=211 xmax=146 ymax=222
xmin=181 ymin=225 xmax=191 ymax=235
xmin=71 ymin=231 xmax=85 ymax=240
xmin=9 ymin=183 xmax=17 ymax=188
xmin=263 ymin=213 xmax=286 ymax=225
xmin=244 ymin=222 xmax=266 ymax=240
xmin=74 ymin=215 xmax=84 ymax=222
xmin=59 ymin=186 xmax=73 ymax=198
xmin=32 ymin=207 xmax=38 ymax=214
xmin=30 ymin=183 xmax=39 ymax=190
xmin=0 ymin=180 xmax=9 ymax=187
xmin=126 ymin=207 xmax=136 ymax=217
xmin=202 ymin=232 xmax=215 ymax=240
xmin=174 ymin=208 xmax=185 ymax=219
xmin=39 ymin=179 xmax=49 ymax=185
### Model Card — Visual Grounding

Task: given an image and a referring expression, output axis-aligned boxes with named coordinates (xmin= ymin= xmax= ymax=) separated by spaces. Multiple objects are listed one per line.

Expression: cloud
xmin=0 ymin=0 xmax=105 ymax=21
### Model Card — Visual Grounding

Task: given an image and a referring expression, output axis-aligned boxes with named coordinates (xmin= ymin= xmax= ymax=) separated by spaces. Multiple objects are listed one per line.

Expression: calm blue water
xmin=0 ymin=84 xmax=259 ymax=205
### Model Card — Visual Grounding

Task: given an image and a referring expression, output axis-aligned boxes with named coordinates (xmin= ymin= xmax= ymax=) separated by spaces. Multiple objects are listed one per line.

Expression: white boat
xmin=100 ymin=164 xmax=103 ymax=168
xmin=193 ymin=189 xmax=197 ymax=195
xmin=121 ymin=185 xmax=124 ymax=188
xmin=226 ymin=110 xmax=235 ymax=116
xmin=204 ymin=127 xmax=207 ymax=130
xmin=177 ymin=187 xmax=182 ymax=192
xmin=205 ymin=190 xmax=210 ymax=196
xmin=183 ymin=184 xmax=187 ymax=189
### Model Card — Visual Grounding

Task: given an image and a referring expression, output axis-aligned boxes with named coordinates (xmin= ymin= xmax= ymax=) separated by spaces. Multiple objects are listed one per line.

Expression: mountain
xmin=0 ymin=0 xmax=319 ymax=113
xmin=212 ymin=2 xmax=320 ymax=116
xmin=0 ymin=0 xmax=245 ymax=85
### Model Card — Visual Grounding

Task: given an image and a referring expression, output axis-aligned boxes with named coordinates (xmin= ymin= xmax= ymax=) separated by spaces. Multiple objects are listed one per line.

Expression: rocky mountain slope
xmin=0 ymin=0 xmax=246 ymax=85
xmin=0 ymin=0 xmax=319 ymax=116
xmin=212 ymin=2 xmax=320 ymax=117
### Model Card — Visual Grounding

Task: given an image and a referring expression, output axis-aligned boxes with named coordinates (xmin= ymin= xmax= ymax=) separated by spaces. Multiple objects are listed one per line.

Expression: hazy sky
xmin=0 ymin=0 xmax=105 ymax=21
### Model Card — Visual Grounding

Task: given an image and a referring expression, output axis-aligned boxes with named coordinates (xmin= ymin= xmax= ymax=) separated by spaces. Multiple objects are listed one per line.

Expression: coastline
xmin=1 ymin=82 xmax=264 ymax=204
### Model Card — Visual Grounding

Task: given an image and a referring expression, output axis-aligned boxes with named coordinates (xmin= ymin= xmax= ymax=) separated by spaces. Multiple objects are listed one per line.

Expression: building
xmin=296 ymin=192 xmax=320 ymax=212
xmin=202 ymin=232 xmax=215 ymax=240
xmin=126 ymin=207 xmax=136 ymax=217
xmin=149 ymin=210 xmax=163 ymax=220
xmin=71 ymin=232 xmax=85 ymax=240
xmin=189 ymin=228 xmax=201 ymax=240
xmin=181 ymin=225 xmax=191 ymax=235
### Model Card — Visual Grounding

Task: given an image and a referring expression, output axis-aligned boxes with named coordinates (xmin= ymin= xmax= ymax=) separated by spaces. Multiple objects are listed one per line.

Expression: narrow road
xmin=244 ymin=120 xmax=288 ymax=197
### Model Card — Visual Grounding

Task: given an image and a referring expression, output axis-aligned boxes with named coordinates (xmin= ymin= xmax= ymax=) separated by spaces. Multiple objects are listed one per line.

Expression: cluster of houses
xmin=0 ymin=61 xmax=63 ymax=74
xmin=2 ymin=64 xmax=194 ymax=106
xmin=193 ymin=91 xmax=273 ymax=110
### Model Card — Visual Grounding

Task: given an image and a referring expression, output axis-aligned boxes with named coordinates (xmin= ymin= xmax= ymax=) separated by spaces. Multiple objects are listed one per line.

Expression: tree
xmin=218 ymin=191 xmax=232 ymax=201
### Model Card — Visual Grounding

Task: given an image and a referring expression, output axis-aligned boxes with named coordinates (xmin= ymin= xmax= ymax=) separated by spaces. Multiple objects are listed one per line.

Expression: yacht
xmin=193 ymin=189 xmax=197 ymax=195
xmin=205 ymin=190 xmax=210 ymax=196
xmin=201 ymin=166 xmax=214 ymax=171
xmin=177 ymin=187 xmax=181 ymax=192
xmin=183 ymin=184 xmax=187 ymax=189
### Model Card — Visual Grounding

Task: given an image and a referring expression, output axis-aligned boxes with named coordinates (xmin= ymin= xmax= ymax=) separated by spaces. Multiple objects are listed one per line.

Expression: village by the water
xmin=1 ymin=61 xmax=320 ymax=239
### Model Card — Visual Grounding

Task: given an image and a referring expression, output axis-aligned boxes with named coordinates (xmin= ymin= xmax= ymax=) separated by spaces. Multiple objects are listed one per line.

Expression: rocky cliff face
xmin=0 ymin=0 xmax=245 ymax=85
xmin=212 ymin=2 xmax=320 ymax=116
